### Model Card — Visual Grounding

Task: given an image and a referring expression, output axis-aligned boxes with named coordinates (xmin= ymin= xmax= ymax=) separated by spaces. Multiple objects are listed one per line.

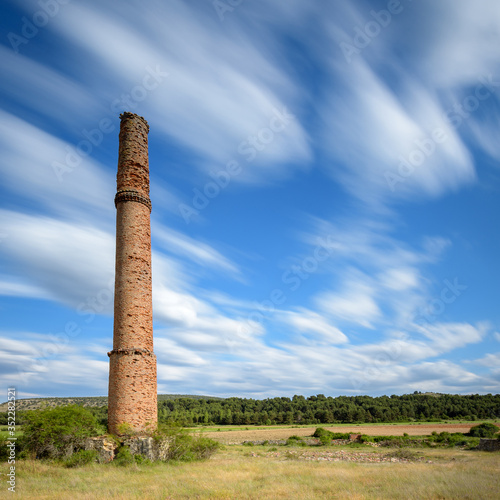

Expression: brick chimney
xmin=107 ymin=112 xmax=157 ymax=435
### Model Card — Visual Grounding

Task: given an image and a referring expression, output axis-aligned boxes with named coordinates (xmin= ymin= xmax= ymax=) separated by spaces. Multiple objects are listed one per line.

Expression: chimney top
xmin=119 ymin=112 xmax=149 ymax=132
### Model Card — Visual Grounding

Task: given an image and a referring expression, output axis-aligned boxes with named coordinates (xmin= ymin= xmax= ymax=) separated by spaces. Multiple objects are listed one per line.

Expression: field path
xmin=200 ymin=423 xmax=480 ymax=444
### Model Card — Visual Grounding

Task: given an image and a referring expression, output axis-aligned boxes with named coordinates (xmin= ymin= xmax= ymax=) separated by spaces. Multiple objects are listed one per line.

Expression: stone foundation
xmin=124 ymin=436 xmax=171 ymax=461
xmin=84 ymin=437 xmax=118 ymax=463
xmin=85 ymin=436 xmax=171 ymax=462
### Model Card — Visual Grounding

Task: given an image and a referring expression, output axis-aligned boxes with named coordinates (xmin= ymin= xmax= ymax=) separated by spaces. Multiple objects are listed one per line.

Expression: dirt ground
xmin=200 ymin=423 xmax=481 ymax=444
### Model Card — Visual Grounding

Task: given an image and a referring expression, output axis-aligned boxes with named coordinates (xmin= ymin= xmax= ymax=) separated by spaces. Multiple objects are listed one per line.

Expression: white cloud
xmin=0 ymin=278 xmax=50 ymax=300
xmin=155 ymin=337 xmax=207 ymax=367
xmin=154 ymin=226 xmax=241 ymax=277
xmin=416 ymin=322 xmax=486 ymax=352
xmin=0 ymin=46 xmax=101 ymax=129
xmin=466 ymin=113 xmax=500 ymax=163
xmin=315 ymin=273 xmax=381 ymax=328
xmin=0 ymin=111 xmax=115 ymax=224
xmin=474 ymin=352 xmax=500 ymax=368
xmin=319 ymin=60 xmax=476 ymax=205
xmin=278 ymin=308 xmax=349 ymax=345
xmin=378 ymin=267 xmax=419 ymax=291
xmin=0 ymin=210 xmax=115 ymax=307
xmin=298 ymin=216 xmax=456 ymax=330
xmin=0 ymin=334 xmax=109 ymax=396
xmin=410 ymin=0 xmax=500 ymax=88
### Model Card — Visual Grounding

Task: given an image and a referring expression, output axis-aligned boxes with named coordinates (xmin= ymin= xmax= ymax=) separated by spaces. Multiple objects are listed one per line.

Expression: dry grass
xmin=2 ymin=446 xmax=499 ymax=499
xmin=199 ymin=422 xmax=478 ymax=444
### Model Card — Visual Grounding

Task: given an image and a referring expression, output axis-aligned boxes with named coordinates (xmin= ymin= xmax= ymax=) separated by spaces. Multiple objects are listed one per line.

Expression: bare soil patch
xmin=201 ymin=423 xmax=476 ymax=444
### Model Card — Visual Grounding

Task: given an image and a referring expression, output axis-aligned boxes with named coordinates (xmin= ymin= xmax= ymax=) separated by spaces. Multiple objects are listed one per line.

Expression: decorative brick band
xmin=107 ymin=348 xmax=156 ymax=357
xmin=115 ymin=190 xmax=152 ymax=212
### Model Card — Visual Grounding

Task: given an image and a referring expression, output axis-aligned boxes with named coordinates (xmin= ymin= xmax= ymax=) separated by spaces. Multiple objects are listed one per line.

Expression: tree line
xmin=2 ymin=393 xmax=499 ymax=427
xmin=155 ymin=393 xmax=500 ymax=426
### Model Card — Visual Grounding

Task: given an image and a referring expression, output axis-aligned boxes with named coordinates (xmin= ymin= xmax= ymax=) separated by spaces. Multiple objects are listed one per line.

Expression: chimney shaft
xmin=108 ymin=112 xmax=157 ymax=435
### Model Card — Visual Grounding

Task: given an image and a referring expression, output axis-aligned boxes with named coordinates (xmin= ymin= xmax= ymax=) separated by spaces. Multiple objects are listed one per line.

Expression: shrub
xmin=435 ymin=431 xmax=451 ymax=443
xmin=467 ymin=423 xmax=499 ymax=438
xmin=312 ymin=428 xmax=350 ymax=441
xmin=113 ymin=446 xmax=135 ymax=466
xmin=153 ymin=426 xmax=220 ymax=462
xmin=313 ymin=428 xmax=351 ymax=445
xmin=447 ymin=433 xmax=467 ymax=446
xmin=359 ymin=434 xmax=375 ymax=443
xmin=373 ymin=435 xmax=397 ymax=443
xmin=330 ymin=432 xmax=351 ymax=440
xmin=312 ymin=428 xmax=329 ymax=438
xmin=385 ymin=448 xmax=418 ymax=460
xmin=318 ymin=434 xmax=331 ymax=446
xmin=133 ymin=453 xmax=152 ymax=465
xmin=22 ymin=405 xmax=104 ymax=459
xmin=186 ymin=436 xmax=220 ymax=460
xmin=63 ymin=449 xmax=99 ymax=468
xmin=286 ymin=436 xmax=307 ymax=447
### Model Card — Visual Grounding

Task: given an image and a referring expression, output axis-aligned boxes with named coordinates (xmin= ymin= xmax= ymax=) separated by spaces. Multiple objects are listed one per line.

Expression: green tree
xmin=467 ymin=423 xmax=499 ymax=438
xmin=22 ymin=405 xmax=103 ymax=459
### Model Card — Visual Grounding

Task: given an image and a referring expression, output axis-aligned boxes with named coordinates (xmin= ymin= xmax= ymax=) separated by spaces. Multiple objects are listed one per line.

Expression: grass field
xmin=195 ymin=422 xmax=484 ymax=444
xmin=2 ymin=423 xmax=499 ymax=499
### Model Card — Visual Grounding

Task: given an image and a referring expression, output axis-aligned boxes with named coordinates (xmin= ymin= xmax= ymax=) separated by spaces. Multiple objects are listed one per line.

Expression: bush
xmin=22 ymin=405 xmax=104 ymax=459
xmin=63 ymin=449 xmax=99 ymax=468
xmin=385 ymin=448 xmax=418 ymax=460
xmin=286 ymin=436 xmax=307 ymax=447
xmin=315 ymin=429 xmax=351 ymax=445
xmin=111 ymin=446 xmax=152 ymax=466
xmin=186 ymin=436 xmax=220 ymax=460
xmin=467 ymin=423 xmax=499 ymax=438
xmin=312 ymin=428 xmax=328 ymax=438
xmin=373 ymin=435 xmax=398 ymax=443
xmin=153 ymin=425 xmax=220 ymax=462
xmin=113 ymin=446 xmax=135 ymax=466
xmin=312 ymin=428 xmax=350 ymax=440
xmin=447 ymin=433 xmax=467 ymax=446
xmin=312 ymin=428 xmax=331 ymax=445
xmin=133 ymin=453 xmax=152 ymax=465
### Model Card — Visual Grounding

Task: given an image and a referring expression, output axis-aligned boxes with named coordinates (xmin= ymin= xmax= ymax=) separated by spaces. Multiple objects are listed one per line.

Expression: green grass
xmin=2 ymin=446 xmax=498 ymax=499
xmin=189 ymin=420 xmax=499 ymax=432
xmin=2 ymin=423 xmax=498 ymax=498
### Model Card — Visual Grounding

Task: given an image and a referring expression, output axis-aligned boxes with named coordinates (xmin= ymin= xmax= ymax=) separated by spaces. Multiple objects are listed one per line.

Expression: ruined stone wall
xmin=478 ymin=438 xmax=500 ymax=452
xmin=108 ymin=112 xmax=157 ymax=435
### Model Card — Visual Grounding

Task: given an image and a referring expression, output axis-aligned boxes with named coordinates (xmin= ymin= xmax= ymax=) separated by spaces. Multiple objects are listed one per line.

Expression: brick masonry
xmin=108 ymin=112 xmax=157 ymax=435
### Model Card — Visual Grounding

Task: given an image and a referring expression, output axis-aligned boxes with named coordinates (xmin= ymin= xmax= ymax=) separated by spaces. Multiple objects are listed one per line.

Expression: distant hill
xmin=413 ymin=391 xmax=444 ymax=397
xmin=0 ymin=394 xmax=223 ymax=412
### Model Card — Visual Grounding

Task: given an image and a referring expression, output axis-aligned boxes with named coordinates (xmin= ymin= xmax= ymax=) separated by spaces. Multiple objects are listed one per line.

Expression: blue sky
xmin=1 ymin=0 xmax=499 ymax=400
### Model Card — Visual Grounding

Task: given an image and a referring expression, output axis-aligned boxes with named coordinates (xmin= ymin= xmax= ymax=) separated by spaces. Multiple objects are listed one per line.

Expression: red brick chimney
xmin=107 ymin=112 xmax=157 ymax=435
